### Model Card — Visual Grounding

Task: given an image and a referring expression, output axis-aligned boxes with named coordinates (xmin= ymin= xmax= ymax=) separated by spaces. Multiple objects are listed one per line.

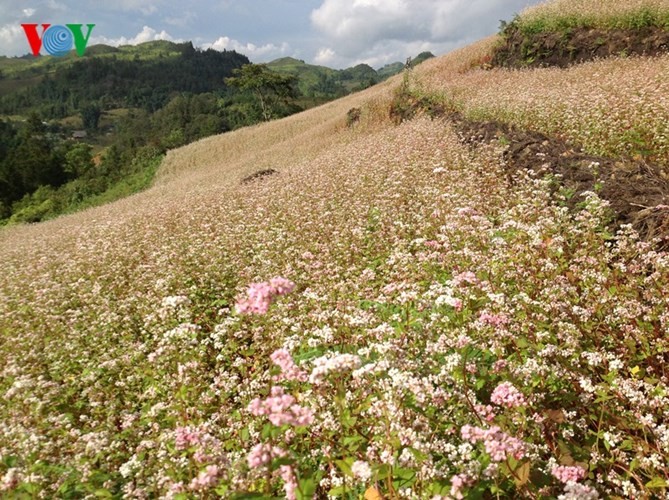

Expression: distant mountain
xmin=0 ymin=42 xmax=250 ymax=117
xmin=267 ymin=52 xmax=435 ymax=98
xmin=377 ymin=61 xmax=405 ymax=80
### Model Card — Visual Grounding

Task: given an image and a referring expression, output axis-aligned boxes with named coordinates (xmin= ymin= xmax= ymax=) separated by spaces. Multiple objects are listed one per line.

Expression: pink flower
xmin=492 ymin=359 xmax=508 ymax=373
xmin=475 ymin=404 xmax=497 ymax=422
xmin=450 ymin=473 xmax=472 ymax=500
xmin=235 ymin=277 xmax=295 ymax=315
xmin=478 ymin=311 xmax=509 ymax=328
xmin=174 ymin=426 xmax=201 ymax=450
xmin=269 ymin=277 xmax=296 ymax=295
xmin=248 ymin=386 xmax=314 ymax=427
xmin=280 ymin=465 xmax=298 ymax=500
xmin=461 ymin=424 xmax=485 ymax=442
xmin=189 ymin=465 xmax=219 ymax=491
xmin=552 ymin=465 xmax=587 ymax=484
xmin=270 ymin=348 xmax=307 ymax=382
xmin=247 ymin=443 xmax=286 ymax=469
xmin=461 ymin=425 xmax=525 ymax=462
xmin=490 ymin=382 xmax=526 ymax=408
xmin=452 ymin=271 xmax=479 ymax=286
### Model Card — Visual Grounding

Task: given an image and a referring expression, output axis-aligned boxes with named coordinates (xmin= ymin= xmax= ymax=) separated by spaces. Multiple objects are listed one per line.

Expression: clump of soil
xmin=449 ymin=113 xmax=669 ymax=248
xmin=346 ymin=107 xmax=362 ymax=127
xmin=492 ymin=25 xmax=669 ymax=68
xmin=241 ymin=168 xmax=278 ymax=184
xmin=389 ymin=92 xmax=446 ymax=125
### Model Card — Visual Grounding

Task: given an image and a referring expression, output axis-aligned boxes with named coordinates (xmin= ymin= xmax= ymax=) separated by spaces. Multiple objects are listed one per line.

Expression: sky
xmin=1 ymin=0 xmax=544 ymax=69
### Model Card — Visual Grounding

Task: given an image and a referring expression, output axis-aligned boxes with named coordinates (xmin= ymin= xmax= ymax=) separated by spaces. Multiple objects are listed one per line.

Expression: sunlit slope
xmin=155 ymin=80 xmax=394 ymax=186
xmin=1 ymin=6 xmax=669 ymax=497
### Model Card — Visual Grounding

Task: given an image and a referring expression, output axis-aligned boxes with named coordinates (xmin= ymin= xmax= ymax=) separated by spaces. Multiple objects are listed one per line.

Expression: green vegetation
xmin=508 ymin=0 xmax=669 ymax=35
xmin=226 ymin=64 xmax=299 ymax=122
xmin=267 ymin=52 xmax=434 ymax=100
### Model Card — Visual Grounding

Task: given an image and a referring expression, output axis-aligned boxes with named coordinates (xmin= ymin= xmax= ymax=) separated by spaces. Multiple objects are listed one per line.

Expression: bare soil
xmin=492 ymin=25 xmax=669 ymax=68
xmin=450 ymin=114 xmax=669 ymax=248
xmin=241 ymin=168 xmax=278 ymax=184
xmin=388 ymin=92 xmax=669 ymax=247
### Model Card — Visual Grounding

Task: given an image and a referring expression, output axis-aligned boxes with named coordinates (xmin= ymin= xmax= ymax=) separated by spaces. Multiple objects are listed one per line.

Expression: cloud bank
xmin=310 ymin=0 xmax=534 ymax=67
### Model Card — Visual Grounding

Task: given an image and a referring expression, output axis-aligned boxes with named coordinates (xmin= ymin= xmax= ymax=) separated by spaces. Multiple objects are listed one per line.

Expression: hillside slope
xmin=1 ymin=2 xmax=669 ymax=498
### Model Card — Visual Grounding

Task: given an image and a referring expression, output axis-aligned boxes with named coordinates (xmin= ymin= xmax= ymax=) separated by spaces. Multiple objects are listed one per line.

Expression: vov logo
xmin=21 ymin=24 xmax=96 ymax=57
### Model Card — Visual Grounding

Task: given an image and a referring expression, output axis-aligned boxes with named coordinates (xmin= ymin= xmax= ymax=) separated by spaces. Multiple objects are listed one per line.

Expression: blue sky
xmin=1 ymin=0 xmax=542 ymax=68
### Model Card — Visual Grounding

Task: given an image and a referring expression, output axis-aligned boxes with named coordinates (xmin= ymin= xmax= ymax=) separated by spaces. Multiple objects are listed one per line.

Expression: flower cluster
xmin=309 ymin=352 xmax=362 ymax=385
xmin=248 ymin=386 xmax=314 ymax=427
xmin=270 ymin=348 xmax=307 ymax=382
xmin=235 ymin=277 xmax=295 ymax=314
xmin=174 ymin=426 xmax=201 ymax=450
xmin=189 ymin=465 xmax=220 ymax=491
xmin=351 ymin=460 xmax=373 ymax=482
xmin=490 ymin=381 xmax=527 ymax=408
xmin=247 ymin=443 xmax=286 ymax=469
xmin=461 ymin=425 xmax=526 ymax=461
xmin=552 ymin=464 xmax=587 ymax=483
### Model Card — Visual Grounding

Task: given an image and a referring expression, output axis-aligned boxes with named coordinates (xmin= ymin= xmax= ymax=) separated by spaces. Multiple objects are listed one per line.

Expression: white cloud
xmin=0 ymin=24 xmax=26 ymax=56
xmin=45 ymin=0 xmax=67 ymax=11
xmin=163 ymin=11 xmax=197 ymax=28
xmin=90 ymin=25 xmax=178 ymax=47
xmin=311 ymin=0 xmax=535 ymax=66
xmin=111 ymin=0 xmax=161 ymax=15
xmin=22 ymin=8 xmax=36 ymax=17
xmin=314 ymin=47 xmax=336 ymax=65
xmin=203 ymin=36 xmax=290 ymax=62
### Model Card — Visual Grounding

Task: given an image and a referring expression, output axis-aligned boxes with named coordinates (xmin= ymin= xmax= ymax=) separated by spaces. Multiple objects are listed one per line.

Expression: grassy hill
xmin=1 ymin=1 xmax=669 ymax=498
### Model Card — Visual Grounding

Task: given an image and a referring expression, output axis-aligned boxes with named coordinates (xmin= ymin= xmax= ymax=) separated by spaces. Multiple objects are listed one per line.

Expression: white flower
xmin=351 ymin=460 xmax=372 ymax=482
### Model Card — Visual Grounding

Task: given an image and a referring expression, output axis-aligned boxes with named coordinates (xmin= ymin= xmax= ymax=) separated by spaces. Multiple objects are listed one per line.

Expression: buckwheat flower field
xmin=519 ymin=0 xmax=669 ymax=30
xmin=419 ymin=52 xmax=669 ymax=161
xmin=2 ymin=3 xmax=669 ymax=498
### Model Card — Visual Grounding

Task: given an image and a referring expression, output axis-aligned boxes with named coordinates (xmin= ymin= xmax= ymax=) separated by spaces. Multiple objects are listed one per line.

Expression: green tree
xmin=80 ymin=103 xmax=101 ymax=131
xmin=225 ymin=64 xmax=299 ymax=121
xmin=64 ymin=143 xmax=93 ymax=177
xmin=9 ymin=113 xmax=66 ymax=194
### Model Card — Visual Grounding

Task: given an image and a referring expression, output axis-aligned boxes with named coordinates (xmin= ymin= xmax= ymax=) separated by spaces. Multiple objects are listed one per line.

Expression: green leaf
xmin=19 ymin=482 xmax=38 ymax=494
xmin=230 ymin=493 xmax=273 ymax=499
xmin=94 ymin=489 xmax=113 ymax=498
xmin=407 ymin=447 xmax=428 ymax=462
xmin=343 ymin=435 xmax=365 ymax=448
xmin=335 ymin=458 xmax=354 ymax=477
xmin=646 ymin=477 xmax=668 ymax=488
xmin=329 ymin=486 xmax=347 ymax=496
xmin=298 ymin=477 xmax=317 ymax=499
xmin=394 ymin=467 xmax=416 ymax=482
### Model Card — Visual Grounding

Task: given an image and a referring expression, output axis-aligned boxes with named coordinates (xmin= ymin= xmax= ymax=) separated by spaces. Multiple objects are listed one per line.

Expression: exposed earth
xmin=492 ymin=25 xmax=669 ymax=68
